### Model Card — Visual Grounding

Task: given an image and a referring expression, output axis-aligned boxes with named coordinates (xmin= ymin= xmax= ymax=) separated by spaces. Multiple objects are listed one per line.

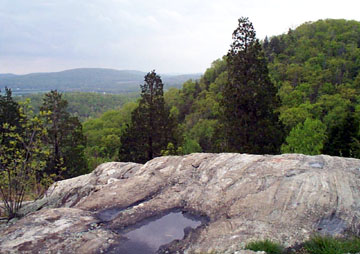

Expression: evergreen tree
xmin=0 ymin=88 xmax=22 ymax=130
xmin=222 ymin=17 xmax=283 ymax=154
xmin=0 ymin=88 xmax=22 ymax=141
xmin=119 ymin=71 xmax=177 ymax=163
xmin=40 ymin=90 xmax=87 ymax=178
xmin=0 ymin=88 xmax=25 ymax=170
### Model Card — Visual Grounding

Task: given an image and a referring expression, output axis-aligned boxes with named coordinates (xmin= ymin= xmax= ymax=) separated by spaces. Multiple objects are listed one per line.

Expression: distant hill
xmin=0 ymin=74 xmax=17 ymax=78
xmin=0 ymin=68 xmax=201 ymax=94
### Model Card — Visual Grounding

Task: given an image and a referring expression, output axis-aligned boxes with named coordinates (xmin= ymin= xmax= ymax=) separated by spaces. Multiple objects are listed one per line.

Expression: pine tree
xmin=221 ymin=17 xmax=283 ymax=154
xmin=40 ymin=90 xmax=87 ymax=178
xmin=119 ymin=71 xmax=177 ymax=163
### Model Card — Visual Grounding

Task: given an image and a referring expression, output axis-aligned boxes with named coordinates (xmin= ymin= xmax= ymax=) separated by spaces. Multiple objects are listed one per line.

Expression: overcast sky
xmin=1 ymin=0 xmax=359 ymax=75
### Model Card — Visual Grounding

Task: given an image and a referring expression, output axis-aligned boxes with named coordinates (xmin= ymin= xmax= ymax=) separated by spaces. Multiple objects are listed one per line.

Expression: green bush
xmin=303 ymin=235 xmax=360 ymax=254
xmin=245 ymin=239 xmax=284 ymax=254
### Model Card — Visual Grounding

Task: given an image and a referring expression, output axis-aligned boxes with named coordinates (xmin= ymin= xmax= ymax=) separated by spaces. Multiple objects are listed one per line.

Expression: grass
xmin=245 ymin=239 xmax=284 ymax=254
xmin=243 ymin=236 xmax=360 ymax=254
xmin=303 ymin=235 xmax=360 ymax=254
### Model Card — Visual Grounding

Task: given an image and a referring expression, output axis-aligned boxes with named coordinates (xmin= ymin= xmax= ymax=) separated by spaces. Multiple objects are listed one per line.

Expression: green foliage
xmin=323 ymin=109 xmax=360 ymax=158
xmin=0 ymin=88 xmax=23 ymax=132
xmin=119 ymin=71 xmax=178 ymax=163
xmin=40 ymin=90 xmax=87 ymax=178
xmin=161 ymin=55 xmax=228 ymax=154
xmin=83 ymin=102 xmax=138 ymax=169
xmin=17 ymin=92 xmax=139 ymax=122
xmin=245 ymin=239 xmax=284 ymax=254
xmin=0 ymin=96 xmax=51 ymax=219
xmin=0 ymin=88 xmax=24 ymax=171
xmin=303 ymin=235 xmax=360 ymax=254
xmin=160 ymin=142 xmax=183 ymax=156
xmin=264 ymin=19 xmax=360 ymax=158
xmin=281 ymin=118 xmax=327 ymax=155
xmin=181 ymin=136 xmax=202 ymax=154
xmin=164 ymin=68 xmax=224 ymax=153
xmin=202 ymin=58 xmax=227 ymax=89
xmin=222 ymin=17 xmax=283 ymax=154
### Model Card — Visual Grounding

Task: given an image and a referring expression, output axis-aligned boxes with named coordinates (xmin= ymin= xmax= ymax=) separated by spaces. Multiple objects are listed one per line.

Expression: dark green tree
xmin=323 ymin=108 xmax=360 ymax=158
xmin=221 ymin=17 xmax=283 ymax=154
xmin=40 ymin=90 xmax=87 ymax=178
xmin=119 ymin=71 xmax=177 ymax=163
xmin=0 ymin=88 xmax=25 ymax=173
xmin=0 ymin=88 xmax=22 ymax=128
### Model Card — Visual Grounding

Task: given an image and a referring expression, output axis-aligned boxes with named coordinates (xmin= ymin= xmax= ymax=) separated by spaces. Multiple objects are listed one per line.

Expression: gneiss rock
xmin=0 ymin=153 xmax=359 ymax=254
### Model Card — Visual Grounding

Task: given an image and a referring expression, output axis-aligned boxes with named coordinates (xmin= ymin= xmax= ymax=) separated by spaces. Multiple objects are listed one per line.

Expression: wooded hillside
xmin=83 ymin=19 xmax=360 ymax=167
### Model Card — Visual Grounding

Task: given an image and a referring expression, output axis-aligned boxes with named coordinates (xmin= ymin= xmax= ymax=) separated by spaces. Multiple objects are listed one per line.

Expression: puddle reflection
xmin=108 ymin=211 xmax=203 ymax=254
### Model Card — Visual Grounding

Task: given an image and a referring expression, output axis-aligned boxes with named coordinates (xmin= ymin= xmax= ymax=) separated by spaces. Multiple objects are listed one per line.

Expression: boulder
xmin=0 ymin=153 xmax=359 ymax=254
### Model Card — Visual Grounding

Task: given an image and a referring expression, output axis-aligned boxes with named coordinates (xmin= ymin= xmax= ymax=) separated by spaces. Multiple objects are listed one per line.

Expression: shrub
xmin=0 ymin=102 xmax=52 ymax=219
xmin=245 ymin=239 xmax=284 ymax=254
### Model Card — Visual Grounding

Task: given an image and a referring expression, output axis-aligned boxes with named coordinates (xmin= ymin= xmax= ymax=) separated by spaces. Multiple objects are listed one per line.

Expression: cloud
xmin=1 ymin=0 xmax=360 ymax=74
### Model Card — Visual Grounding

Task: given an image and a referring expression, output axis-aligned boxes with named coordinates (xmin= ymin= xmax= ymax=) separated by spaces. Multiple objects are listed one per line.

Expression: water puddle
xmin=107 ymin=211 xmax=204 ymax=254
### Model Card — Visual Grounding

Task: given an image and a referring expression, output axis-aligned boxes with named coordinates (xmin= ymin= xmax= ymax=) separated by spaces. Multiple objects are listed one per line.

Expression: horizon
xmin=1 ymin=0 xmax=360 ymax=75
xmin=0 ymin=67 xmax=203 ymax=76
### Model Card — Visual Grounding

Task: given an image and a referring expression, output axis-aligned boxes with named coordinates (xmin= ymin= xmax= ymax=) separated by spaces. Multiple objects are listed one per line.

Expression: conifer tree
xmin=40 ymin=90 xmax=87 ymax=178
xmin=221 ymin=17 xmax=283 ymax=154
xmin=0 ymin=88 xmax=23 ymax=152
xmin=119 ymin=71 xmax=176 ymax=163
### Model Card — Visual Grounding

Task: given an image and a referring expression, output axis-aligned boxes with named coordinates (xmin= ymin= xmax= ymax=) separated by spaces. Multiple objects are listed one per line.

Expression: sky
xmin=1 ymin=0 xmax=360 ymax=75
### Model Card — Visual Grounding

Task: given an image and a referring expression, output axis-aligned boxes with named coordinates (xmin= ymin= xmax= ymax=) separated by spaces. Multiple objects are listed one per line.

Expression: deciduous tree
xmin=0 ymin=96 xmax=50 ymax=219
xmin=281 ymin=118 xmax=327 ymax=155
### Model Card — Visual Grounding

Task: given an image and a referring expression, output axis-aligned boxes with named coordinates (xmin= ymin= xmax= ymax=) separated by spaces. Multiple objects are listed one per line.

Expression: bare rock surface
xmin=0 ymin=153 xmax=359 ymax=254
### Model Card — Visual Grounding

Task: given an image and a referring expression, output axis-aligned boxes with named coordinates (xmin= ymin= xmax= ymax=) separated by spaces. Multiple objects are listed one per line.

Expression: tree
xmin=119 ymin=71 xmax=177 ymax=163
xmin=281 ymin=118 xmax=327 ymax=155
xmin=40 ymin=90 xmax=87 ymax=179
xmin=83 ymin=101 xmax=138 ymax=170
xmin=221 ymin=17 xmax=283 ymax=154
xmin=0 ymin=88 xmax=22 ymax=131
xmin=323 ymin=109 xmax=360 ymax=158
xmin=0 ymin=97 xmax=50 ymax=219
xmin=0 ymin=88 xmax=24 ymax=170
xmin=264 ymin=19 xmax=360 ymax=140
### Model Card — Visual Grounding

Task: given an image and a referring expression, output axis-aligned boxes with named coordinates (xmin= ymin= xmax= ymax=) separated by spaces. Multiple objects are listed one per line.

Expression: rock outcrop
xmin=0 ymin=153 xmax=359 ymax=254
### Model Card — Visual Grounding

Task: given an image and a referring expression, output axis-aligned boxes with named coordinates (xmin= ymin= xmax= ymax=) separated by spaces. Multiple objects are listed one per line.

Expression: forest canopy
xmin=81 ymin=19 xmax=360 ymax=167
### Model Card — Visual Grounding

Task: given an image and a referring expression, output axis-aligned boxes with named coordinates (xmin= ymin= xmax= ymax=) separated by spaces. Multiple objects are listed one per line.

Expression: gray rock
xmin=0 ymin=153 xmax=359 ymax=254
